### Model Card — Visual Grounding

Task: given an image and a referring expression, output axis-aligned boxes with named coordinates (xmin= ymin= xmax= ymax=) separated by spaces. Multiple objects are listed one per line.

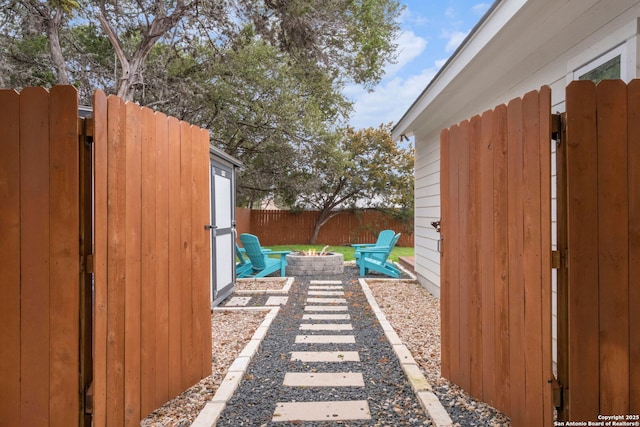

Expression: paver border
xmin=234 ymin=276 xmax=294 ymax=294
xmin=359 ymin=278 xmax=453 ymax=427
xmin=191 ymin=306 xmax=280 ymax=427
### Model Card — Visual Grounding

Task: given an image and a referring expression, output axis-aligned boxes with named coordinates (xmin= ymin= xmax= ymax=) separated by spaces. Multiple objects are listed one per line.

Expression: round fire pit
xmin=286 ymin=252 xmax=344 ymax=276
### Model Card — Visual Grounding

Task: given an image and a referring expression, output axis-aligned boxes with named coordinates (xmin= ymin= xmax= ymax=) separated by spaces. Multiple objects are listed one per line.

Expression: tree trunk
xmin=47 ymin=10 xmax=70 ymax=84
xmin=310 ymin=207 xmax=341 ymax=244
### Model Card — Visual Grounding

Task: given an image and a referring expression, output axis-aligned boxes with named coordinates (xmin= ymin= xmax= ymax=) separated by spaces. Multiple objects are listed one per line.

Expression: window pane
xmin=579 ymin=55 xmax=621 ymax=83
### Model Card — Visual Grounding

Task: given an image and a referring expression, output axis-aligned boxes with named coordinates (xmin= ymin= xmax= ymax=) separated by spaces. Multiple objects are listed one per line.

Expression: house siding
xmin=413 ymin=133 xmax=441 ymax=296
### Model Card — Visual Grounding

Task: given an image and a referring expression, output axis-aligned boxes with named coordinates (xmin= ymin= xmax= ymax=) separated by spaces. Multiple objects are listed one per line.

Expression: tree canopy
xmin=284 ymin=123 xmax=414 ymax=243
xmin=0 ymin=0 xmax=411 ymax=216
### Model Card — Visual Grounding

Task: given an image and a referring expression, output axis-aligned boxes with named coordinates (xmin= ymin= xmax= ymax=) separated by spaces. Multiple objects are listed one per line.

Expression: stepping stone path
xmin=273 ymin=281 xmax=372 ymax=422
xmin=208 ymin=274 xmax=439 ymax=426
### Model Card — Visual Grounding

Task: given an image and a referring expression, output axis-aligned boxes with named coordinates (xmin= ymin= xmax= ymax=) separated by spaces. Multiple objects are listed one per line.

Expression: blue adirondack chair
xmin=351 ymin=229 xmax=395 ymax=260
xmin=239 ymin=233 xmax=290 ymax=277
xmin=357 ymin=232 xmax=401 ymax=278
xmin=235 ymin=242 xmax=273 ymax=278
xmin=235 ymin=242 xmax=253 ymax=278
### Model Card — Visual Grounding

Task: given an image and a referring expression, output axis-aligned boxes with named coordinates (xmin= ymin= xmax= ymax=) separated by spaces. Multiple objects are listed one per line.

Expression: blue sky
xmin=346 ymin=0 xmax=492 ymax=129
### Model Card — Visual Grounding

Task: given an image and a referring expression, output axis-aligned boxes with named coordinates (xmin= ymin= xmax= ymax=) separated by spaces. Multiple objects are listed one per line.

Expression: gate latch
xmin=431 ymin=220 xmax=441 ymax=233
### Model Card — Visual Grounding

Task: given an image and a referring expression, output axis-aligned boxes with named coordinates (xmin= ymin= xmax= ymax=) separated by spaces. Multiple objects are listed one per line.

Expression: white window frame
xmin=573 ymin=44 xmax=626 ymax=82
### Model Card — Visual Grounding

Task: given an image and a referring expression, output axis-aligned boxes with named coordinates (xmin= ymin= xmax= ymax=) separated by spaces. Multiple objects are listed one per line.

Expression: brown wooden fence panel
xmin=0 ymin=89 xmax=22 ymax=427
xmin=0 ymin=86 xmax=80 ymax=426
xmin=440 ymin=87 xmax=553 ymax=426
xmin=92 ymin=91 xmax=212 ymax=427
xmin=629 ymin=80 xmax=640 ymax=414
xmin=563 ymin=79 xmax=640 ymax=420
xmin=236 ymin=208 xmax=414 ymax=246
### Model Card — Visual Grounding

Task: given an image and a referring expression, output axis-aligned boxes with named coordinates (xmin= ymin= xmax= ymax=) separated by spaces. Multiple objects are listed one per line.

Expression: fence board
xmin=93 ymin=90 xmax=109 ymax=427
xmin=522 ymin=89 xmax=544 ymax=427
xmin=492 ymin=104 xmax=510 ymax=415
xmin=506 ymin=96 xmax=526 ymax=427
xmin=457 ymin=120 xmax=472 ymax=393
xmin=106 ymin=94 xmax=127 ymax=427
xmin=49 ymin=85 xmax=80 ymax=427
xmin=140 ymin=107 xmax=157 ymax=417
xmin=468 ymin=115 xmax=483 ymax=398
xmin=154 ymin=112 xmax=170 ymax=407
xmin=190 ymin=126 xmax=204 ymax=382
xmin=20 ymin=87 xmax=51 ymax=427
xmin=479 ymin=109 xmax=496 ymax=407
xmin=596 ymin=80 xmax=630 ymax=414
xmin=538 ymin=86 xmax=553 ymax=427
xmin=123 ymin=102 xmax=142 ymax=427
xmin=167 ymin=116 xmax=182 ymax=398
xmin=0 ymin=89 xmax=22 ymax=427
xmin=629 ymin=80 xmax=640 ymax=413
xmin=565 ymin=81 xmax=600 ymax=421
xmin=179 ymin=121 xmax=195 ymax=389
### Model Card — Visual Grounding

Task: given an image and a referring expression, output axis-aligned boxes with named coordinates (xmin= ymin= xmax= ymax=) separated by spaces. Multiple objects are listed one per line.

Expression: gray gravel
xmin=216 ymin=267 xmax=432 ymax=426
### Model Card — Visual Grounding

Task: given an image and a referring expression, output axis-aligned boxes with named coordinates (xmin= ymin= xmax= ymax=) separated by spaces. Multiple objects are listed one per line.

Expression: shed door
xmin=210 ymin=159 xmax=234 ymax=304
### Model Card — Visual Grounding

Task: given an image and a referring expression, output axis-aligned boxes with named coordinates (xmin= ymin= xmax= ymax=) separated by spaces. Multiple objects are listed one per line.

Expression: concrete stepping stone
xmin=302 ymin=313 xmax=351 ymax=320
xmin=308 ymin=290 xmax=345 ymax=296
xmin=295 ymin=335 xmax=356 ymax=344
xmin=304 ymin=305 xmax=348 ymax=312
xmin=224 ymin=296 xmax=251 ymax=307
xmin=309 ymin=280 xmax=343 ymax=285
xmin=265 ymin=296 xmax=288 ymax=306
xmin=306 ymin=297 xmax=347 ymax=304
xmin=309 ymin=285 xmax=344 ymax=290
xmin=283 ymin=372 xmax=364 ymax=387
xmin=290 ymin=351 xmax=360 ymax=362
xmin=272 ymin=400 xmax=371 ymax=422
xmin=299 ymin=323 xmax=353 ymax=331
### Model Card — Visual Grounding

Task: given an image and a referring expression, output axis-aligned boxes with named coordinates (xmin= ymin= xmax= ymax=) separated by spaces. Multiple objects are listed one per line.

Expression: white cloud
xmin=445 ymin=6 xmax=456 ymax=19
xmin=385 ymin=30 xmax=428 ymax=77
xmin=471 ymin=2 xmax=491 ymax=15
xmin=443 ymin=30 xmax=469 ymax=53
xmin=346 ymin=65 xmax=439 ymax=129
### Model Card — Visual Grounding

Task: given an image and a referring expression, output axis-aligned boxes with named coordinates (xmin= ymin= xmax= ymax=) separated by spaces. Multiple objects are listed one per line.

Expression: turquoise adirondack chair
xmin=357 ymin=232 xmax=401 ymax=278
xmin=235 ymin=242 xmax=273 ymax=278
xmin=235 ymin=242 xmax=253 ymax=278
xmin=351 ymin=229 xmax=395 ymax=260
xmin=239 ymin=233 xmax=290 ymax=277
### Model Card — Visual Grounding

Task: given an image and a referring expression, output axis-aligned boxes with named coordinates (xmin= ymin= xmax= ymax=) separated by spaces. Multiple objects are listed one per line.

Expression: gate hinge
xmin=84 ymin=381 xmax=94 ymax=415
xmin=552 ymin=112 xmax=566 ymax=146
xmin=81 ymin=254 xmax=95 ymax=274
xmin=551 ymin=249 xmax=568 ymax=269
xmin=549 ymin=377 xmax=564 ymax=410
xmin=78 ymin=117 xmax=94 ymax=146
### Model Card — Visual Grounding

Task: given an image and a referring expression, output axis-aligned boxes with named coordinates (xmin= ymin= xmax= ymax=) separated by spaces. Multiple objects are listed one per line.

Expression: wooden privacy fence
xmin=440 ymin=87 xmax=553 ymax=426
xmin=0 ymin=86 xmax=82 ymax=427
xmin=0 ymin=86 xmax=212 ymax=427
xmin=236 ymin=208 xmax=414 ymax=246
xmin=441 ymin=80 xmax=640 ymax=426
xmin=559 ymin=79 xmax=640 ymax=420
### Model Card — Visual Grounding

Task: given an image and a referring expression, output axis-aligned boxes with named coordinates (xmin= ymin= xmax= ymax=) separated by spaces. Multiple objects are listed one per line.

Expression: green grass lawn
xmin=265 ymin=244 xmax=414 ymax=262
